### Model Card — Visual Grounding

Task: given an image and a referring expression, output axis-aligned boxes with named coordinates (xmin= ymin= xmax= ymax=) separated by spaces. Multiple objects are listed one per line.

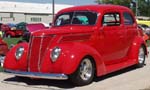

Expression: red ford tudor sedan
xmin=4 ymin=5 xmax=148 ymax=85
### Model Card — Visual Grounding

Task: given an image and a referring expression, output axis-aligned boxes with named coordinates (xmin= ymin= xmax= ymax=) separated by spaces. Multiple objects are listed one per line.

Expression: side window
xmin=55 ymin=12 xmax=73 ymax=26
xmin=123 ymin=12 xmax=134 ymax=25
xmin=102 ymin=13 xmax=120 ymax=26
xmin=55 ymin=14 xmax=70 ymax=26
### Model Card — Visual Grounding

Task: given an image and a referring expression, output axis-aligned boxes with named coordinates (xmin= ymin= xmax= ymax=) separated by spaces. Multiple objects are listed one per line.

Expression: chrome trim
xmin=39 ymin=35 xmax=56 ymax=70
xmin=38 ymin=36 xmax=44 ymax=71
xmin=27 ymin=36 xmax=34 ymax=72
xmin=59 ymin=33 xmax=91 ymax=43
xmin=27 ymin=35 xmax=56 ymax=72
xmin=4 ymin=69 xmax=68 ymax=80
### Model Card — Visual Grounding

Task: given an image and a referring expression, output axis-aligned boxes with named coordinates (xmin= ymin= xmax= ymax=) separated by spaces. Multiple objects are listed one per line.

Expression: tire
xmin=136 ymin=45 xmax=145 ymax=68
xmin=69 ymin=58 xmax=95 ymax=86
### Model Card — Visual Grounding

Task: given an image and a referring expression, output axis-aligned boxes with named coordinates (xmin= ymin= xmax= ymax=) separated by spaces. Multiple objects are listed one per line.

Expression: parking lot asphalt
xmin=0 ymin=47 xmax=150 ymax=90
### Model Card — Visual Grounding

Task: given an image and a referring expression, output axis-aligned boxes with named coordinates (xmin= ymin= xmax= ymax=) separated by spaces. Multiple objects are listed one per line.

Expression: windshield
xmin=54 ymin=11 xmax=97 ymax=26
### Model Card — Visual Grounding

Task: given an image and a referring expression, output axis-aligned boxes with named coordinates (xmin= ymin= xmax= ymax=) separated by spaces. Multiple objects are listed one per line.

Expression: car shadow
xmin=94 ymin=65 xmax=145 ymax=82
xmin=3 ymin=77 xmax=75 ymax=89
xmin=3 ymin=65 xmax=146 ymax=89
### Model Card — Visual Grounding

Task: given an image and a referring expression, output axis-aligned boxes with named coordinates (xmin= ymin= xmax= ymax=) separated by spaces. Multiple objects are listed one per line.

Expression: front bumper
xmin=4 ymin=69 xmax=68 ymax=80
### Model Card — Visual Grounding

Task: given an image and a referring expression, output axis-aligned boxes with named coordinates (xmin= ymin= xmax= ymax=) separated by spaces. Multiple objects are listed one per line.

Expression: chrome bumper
xmin=4 ymin=69 xmax=68 ymax=80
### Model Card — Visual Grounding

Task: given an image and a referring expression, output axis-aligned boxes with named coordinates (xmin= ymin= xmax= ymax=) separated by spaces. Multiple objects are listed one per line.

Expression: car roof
xmin=57 ymin=4 xmax=131 ymax=14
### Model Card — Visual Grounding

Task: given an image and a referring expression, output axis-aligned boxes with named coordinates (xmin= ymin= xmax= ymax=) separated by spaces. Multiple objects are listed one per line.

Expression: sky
xmin=0 ymin=0 xmax=96 ymax=5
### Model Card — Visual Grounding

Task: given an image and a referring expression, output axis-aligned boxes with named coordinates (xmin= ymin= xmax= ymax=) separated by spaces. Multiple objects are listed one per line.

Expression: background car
xmin=138 ymin=24 xmax=150 ymax=40
xmin=21 ymin=23 xmax=47 ymax=42
xmin=1 ymin=24 xmax=23 ymax=38
xmin=0 ymin=38 xmax=9 ymax=67
xmin=137 ymin=19 xmax=150 ymax=26
xmin=16 ymin=22 xmax=27 ymax=32
xmin=138 ymin=25 xmax=149 ymax=42
xmin=0 ymin=23 xmax=3 ymax=37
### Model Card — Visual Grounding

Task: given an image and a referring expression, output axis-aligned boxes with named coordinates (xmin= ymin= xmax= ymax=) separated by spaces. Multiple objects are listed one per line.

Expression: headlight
xmin=50 ymin=47 xmax=61 ymax=62
xmin=15 ymin=46 xmax=24 ymax=60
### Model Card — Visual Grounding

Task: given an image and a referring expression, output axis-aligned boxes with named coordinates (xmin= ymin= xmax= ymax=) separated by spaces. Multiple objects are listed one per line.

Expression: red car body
xmin=4 ymin=5 xmax=148 ymax=85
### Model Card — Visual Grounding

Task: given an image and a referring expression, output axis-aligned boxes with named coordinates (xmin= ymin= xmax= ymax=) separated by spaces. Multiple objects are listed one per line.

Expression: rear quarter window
xmin=102 ymin=13 xmax=121 ymax=26
xmin=123 ymin=12 xmax=134 ymax=25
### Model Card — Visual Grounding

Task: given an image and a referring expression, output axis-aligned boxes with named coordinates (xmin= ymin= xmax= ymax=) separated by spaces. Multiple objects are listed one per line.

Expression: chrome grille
xmin=28 ymin=35 xmax=53 ymax=72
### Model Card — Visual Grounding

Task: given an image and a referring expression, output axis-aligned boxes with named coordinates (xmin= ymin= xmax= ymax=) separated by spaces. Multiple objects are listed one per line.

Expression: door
xmin=123 ymin=12 xmax=137 ymax=48
xmin=97 ymin=12 xmax=126 ymax=65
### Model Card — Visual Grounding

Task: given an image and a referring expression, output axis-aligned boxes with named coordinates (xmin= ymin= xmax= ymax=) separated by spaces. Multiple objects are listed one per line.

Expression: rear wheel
xmin=136 ymin=45 xmax=145 ymax=68
xmin=70 ymin=58 xmax=95 ymax=86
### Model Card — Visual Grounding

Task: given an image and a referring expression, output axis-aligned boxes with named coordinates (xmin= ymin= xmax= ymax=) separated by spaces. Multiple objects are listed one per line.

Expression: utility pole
xmin=52 ymin=0 xmax=55 ymax=21
xmin=136 ymin=0 xmax=138 ymax=16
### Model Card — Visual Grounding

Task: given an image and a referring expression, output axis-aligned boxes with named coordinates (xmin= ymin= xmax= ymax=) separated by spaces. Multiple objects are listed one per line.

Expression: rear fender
xmin=128 ymin=36 xmax=147 ymax=63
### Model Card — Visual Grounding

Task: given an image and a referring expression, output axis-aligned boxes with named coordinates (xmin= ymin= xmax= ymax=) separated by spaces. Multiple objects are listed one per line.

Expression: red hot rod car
xmin=4 ymin=5 xmax=148 ymax=85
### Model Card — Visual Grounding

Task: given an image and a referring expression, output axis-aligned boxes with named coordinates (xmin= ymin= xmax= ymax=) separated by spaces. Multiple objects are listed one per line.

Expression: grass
xmin=3 ymin=37 xmax=22 ymax=47
xmin=0 ymin=66 xmax=3 ymax=72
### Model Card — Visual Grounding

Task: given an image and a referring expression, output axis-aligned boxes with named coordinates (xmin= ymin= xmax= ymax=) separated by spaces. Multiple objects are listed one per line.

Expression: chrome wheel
xmin=138 ymin=47 xmax=145 ymax=64
xmin=136 ymin=46 xmax=145 ymax=68
xmin=79 ymin=58 xmax=93 ymax=81
xmin=70 ymin=57 xmax=95 ymax=85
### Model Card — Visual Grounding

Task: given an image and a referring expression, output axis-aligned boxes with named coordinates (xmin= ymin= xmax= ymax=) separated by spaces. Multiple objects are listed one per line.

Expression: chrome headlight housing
xmin=50 ymin=47 xmax=61 ymax=62
xmin=15 ymin=46 xmax=24 ymax=60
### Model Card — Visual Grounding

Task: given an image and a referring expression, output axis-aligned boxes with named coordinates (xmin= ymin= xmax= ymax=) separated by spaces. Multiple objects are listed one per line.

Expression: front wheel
xmin=136 ymin=45 xmax=145 ymax=68
xmin=69 ymin=58 xmax=95 ymax=86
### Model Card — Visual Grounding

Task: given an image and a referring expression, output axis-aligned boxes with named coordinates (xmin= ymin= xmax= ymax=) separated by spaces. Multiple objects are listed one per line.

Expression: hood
xmin=32 ymin=26 xmax=96 ymax=36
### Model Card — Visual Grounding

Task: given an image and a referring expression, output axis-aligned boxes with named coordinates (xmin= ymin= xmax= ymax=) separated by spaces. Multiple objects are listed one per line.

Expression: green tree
xmin=95 ymin=0 xmax=150 ymax=17
xmin=138 ymin=0 xmax=150 ymax=16
xmin=95 ymin=0 xmax=131 ymax=7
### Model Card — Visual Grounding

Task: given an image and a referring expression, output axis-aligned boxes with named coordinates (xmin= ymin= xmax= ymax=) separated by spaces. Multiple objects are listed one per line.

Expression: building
xmin=0 ymin=1 xmax=73 ymax=24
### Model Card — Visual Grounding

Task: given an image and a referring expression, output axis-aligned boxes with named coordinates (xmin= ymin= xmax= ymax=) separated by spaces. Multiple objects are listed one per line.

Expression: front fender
xmin=60 ymin=43 xmax=106 ymax=76
xmin=4 ymin=42 xmax=29 ymax=71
